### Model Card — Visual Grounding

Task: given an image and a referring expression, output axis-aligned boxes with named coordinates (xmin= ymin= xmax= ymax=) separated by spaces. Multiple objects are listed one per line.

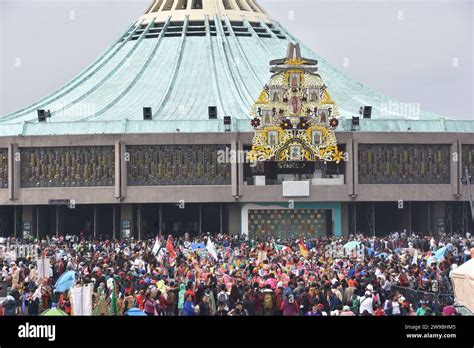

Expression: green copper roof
xmin=1 ymin=13 xmax=473 ymax=136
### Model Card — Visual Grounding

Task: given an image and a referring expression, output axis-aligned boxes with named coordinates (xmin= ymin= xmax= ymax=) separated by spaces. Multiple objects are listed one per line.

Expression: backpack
xmin=351 ymin=296 xmax=360 ymax=313
xmin=218 ymin=292 xmax=227 ymax=305
xmin=263 ymin=293 xmax=273 ymax=310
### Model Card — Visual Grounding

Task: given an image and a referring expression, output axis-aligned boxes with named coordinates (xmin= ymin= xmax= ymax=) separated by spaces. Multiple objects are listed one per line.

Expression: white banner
xmin=70 ymin=284 xmax=93 ymax=316
xmin=36 ymin=258 xmax=53 ymax=280
xmin=206 ymin=239 xmax=218 ymax=261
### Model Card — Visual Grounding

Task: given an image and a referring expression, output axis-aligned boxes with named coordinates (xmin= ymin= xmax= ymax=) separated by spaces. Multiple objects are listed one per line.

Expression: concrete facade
xmin=0 ymin=130 xmax=473 ymax=237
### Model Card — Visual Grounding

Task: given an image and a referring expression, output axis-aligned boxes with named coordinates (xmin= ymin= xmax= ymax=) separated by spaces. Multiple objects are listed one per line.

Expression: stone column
xmin=8 ymin=143 xmax=19 ymax=201
xmin=231 ymin=140 xmax=238 ymax=198
xmin=341 ymin=203 xmax=349 ymax=236
xmin=228 ymin=203 xmax=241 ymax=235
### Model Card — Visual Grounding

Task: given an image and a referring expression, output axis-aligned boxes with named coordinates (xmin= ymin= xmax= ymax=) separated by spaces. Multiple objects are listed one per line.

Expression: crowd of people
xmin=1 ymin=231 xmax=473 ymax=317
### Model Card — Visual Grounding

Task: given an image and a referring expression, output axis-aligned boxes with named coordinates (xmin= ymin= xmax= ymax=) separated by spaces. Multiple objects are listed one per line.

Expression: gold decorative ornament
xmin=249 ymin=43 xmax=341 ymax=163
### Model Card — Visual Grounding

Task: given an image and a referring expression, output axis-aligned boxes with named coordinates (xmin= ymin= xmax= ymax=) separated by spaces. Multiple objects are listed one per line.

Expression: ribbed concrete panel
xmin=1 ymin=0 xmax=472 ymax=136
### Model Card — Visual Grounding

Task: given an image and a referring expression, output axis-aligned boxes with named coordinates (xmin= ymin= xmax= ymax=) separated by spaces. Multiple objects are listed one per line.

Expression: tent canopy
xmin=451 ymin=258 xmax=474 ymax=280
xmin=451 ymin=258 xmax=474 ymax=313
xmin=41 ymin=308 xmax=68 ymax=316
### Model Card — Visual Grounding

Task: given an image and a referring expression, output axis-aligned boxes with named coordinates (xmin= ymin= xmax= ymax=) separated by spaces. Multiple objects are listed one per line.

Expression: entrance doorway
xmin=161 ymin=203 xmax=200 ymax=237
xmin=247 ymin=209 xmax=332 ymax=240
xmin=63 ymin=205 xmax=94 ymax=237
xmin=0 ymin=207 xmax=14 ymax=237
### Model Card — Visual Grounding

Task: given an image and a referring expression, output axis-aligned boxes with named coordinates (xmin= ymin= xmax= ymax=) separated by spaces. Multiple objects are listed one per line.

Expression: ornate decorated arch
xmin=248 ymin=43 xmax=343 ymax=163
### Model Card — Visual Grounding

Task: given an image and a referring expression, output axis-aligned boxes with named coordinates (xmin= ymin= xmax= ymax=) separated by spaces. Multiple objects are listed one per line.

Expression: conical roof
xmin=1 ymin=0 xmax=472 ymax=136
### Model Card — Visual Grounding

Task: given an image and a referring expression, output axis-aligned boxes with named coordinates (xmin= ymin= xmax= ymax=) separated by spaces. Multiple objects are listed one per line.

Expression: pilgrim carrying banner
xmin=36 ymin=257 xmax=53 ymax=280
xmin=71 ymin=284 xmax=93 ymax=316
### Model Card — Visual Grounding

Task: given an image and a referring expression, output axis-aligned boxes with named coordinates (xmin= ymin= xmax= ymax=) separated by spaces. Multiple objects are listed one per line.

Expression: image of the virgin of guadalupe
xmin=290 ymin=73 xmax=301 ymax=88
xmin=289 ymin=96 xmax=302 ymax=115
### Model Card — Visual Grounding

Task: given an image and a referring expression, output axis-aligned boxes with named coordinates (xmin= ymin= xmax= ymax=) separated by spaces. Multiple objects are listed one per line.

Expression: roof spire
xmin=270 ymin=43 xmax=318 ymax=74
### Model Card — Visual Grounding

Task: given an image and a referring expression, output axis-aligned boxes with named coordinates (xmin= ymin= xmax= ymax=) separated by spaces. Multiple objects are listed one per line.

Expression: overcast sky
xmin=0 ymin=0 xmax=472 ymax=119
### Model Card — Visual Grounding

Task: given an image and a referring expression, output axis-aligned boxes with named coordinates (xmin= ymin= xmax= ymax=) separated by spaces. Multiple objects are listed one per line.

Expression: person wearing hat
xmin=358 ymin=290 xmax=374 ymax=315
xmin=166 ymin=284 xmax=178 ymax=316
xmin=1 ymin=293 xmax=19 ymax=316
xmin=340 ymin=304 xmax=356 ymax=317
xmin=228 ymin=300 xmax=248 ymax=316
xmin=416 ymin=301 xmax=431 ymax=316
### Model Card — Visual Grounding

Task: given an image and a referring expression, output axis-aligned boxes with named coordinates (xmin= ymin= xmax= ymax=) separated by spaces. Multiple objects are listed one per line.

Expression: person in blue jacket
xmin=182 ymin=295 xmax=196 ymax=316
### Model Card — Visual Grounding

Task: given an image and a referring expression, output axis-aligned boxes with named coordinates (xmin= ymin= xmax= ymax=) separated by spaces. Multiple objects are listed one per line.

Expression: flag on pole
xmin=152 ymin=238 xmax=161 ymax=255
xmin=111 ymin=277 xmax=118 ymax=316
xmin=157 ymin=247 xmax=166 ymax=263
xmin=272 ymin=238 xmax=291 ymax=254
xmin=206 ymin=238 xmax=218 ymax=261
xmin=299 ymin=235 xmax=309 ymax=258
xmin=166 ymin=237 xmax=177 ymax=260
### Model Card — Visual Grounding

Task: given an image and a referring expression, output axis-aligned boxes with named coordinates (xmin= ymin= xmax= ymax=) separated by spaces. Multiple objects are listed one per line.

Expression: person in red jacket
xmin=156 ymin=290 xmax=168 ymax=316
xmin=184 ymin=284 xmax=196 ymax=305
xmin=135 ymin=290 xmax=145 ymax=310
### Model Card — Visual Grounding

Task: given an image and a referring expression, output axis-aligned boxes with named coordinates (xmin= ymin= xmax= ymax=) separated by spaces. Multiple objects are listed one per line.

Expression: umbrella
xmin=434 ymin=247 xmax=448 ymax=261
xmin=191 ymin=243 xmax=206 ymax=250
xmin=344 ymin=241 xmax=361 ymax=250
xmin=41 ymin=308 xmax=68 ymax=316
xmin=427 ymin=255 xmax=437 ymax=266
xmin=54 ymin=271 xmax=76 ymax=293
xmin=124 ymin=308 xmax=147 ymax=316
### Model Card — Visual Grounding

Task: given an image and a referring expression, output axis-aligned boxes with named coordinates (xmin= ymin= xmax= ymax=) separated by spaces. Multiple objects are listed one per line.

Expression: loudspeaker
xmin=208 ymin=106 xmax=218 ymax=120
xmin=224 ymin=116 xmax=232 ymax=125
xmin=37 ymin=109 xmax=50 ymax=122
xmin=143 ymin=107 xmax=153 ymax=120
xmin=352 ymin=116 xmax=360 ymax=127
xmin=363 ymin=106 xmax=372 ymax=119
